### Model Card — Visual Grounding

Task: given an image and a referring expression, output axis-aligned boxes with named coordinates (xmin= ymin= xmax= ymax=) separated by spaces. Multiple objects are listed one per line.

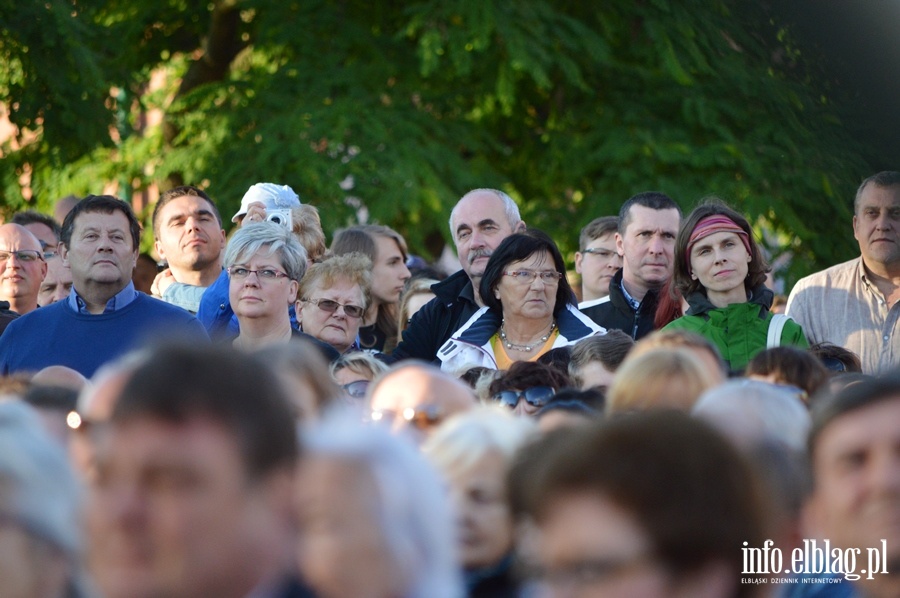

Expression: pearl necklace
xmin=499 ymin=320 xmax=556 ymax=352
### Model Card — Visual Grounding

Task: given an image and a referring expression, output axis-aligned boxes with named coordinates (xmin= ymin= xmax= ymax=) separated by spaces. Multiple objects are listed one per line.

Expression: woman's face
xmin=297 ymin=277 xmax=366 ymax=353
xmin=493 ymin=251 xmax=558 ymax=322
xmin=228 ymin=248 xmax=298 ymax=322
xmin=445 ymin=450 xmax=514 ymax=570
xmin=370 ymin=236 xmax=410 ymax=305
xmin=688 ymin=231 xmax=751 ymax=299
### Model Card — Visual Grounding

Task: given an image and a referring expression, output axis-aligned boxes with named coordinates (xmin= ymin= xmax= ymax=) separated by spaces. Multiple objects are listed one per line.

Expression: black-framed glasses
xmin=227 ymin=267 xmax=291 ymax=281
xmin=302 ymin=298 xmax=365 ymax=319
xmin=493 ymin=386 xmax=556 ymax=408
xmin=341 ymin=380 xmax=370 ymax=398
xmin=581 ymin=247 xmax=616 ymax=258
xmin=0 ymin=249 xmax=44 ymax=263
xmin=503 ymin=270 xmax=563 ymax=284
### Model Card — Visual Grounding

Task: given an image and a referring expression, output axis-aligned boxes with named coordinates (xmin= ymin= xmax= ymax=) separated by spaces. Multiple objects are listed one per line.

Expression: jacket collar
xmin=685 ymin=284 xmax=774 ymax=316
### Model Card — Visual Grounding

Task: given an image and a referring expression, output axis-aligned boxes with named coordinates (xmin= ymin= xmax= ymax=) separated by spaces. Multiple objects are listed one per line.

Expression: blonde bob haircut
xmin=606 ymin=347 xmax=719 ymax=415
xmin=298 ymin=252 xmax=373 ymax=310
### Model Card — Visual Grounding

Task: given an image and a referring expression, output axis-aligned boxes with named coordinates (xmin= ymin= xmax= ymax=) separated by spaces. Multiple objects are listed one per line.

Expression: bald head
xmin=368 ymin=363 xmax=476 ymax=442
xmin=0 ymin=223 xmax=47 ymax=314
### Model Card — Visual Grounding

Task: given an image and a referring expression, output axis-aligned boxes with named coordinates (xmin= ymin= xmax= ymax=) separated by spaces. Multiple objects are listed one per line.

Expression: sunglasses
xmin=302 ymin=298 xmax=365 ymax=319
xmin=341 ymin=380 xmax=370 ymax=398
xmin=493 ymin=386 xmax=556 ymax=408
xmin=820 ymin=356 xmax=848 ymax=373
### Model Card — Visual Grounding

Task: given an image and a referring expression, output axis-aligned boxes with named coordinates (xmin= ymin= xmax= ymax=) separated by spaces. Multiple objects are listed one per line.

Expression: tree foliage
xmin=0 ymin=0 xmax=874 ymax=282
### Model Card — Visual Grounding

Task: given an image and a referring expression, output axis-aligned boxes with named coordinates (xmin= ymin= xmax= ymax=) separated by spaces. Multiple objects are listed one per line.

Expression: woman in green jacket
xmin=663 ymin=200 xmax=807 ymax=374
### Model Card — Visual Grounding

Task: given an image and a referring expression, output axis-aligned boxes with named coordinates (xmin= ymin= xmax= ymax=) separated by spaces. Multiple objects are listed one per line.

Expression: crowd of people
xmin=0 ymin=173 xmax=898 ymax=598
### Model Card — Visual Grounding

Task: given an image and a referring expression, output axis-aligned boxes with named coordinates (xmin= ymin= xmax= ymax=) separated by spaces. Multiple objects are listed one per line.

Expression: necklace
xmin=499 ymin=320 xmax=556 ymax=352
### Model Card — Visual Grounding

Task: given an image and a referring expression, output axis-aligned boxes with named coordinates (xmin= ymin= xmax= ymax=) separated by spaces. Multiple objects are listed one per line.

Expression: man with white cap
xmin=195 ymin=183 xmax=304 ymax=338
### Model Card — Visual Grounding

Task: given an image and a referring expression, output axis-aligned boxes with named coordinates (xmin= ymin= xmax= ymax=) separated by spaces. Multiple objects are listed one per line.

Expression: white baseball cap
xmin=231 ymin=183 xmax=301 ymax=223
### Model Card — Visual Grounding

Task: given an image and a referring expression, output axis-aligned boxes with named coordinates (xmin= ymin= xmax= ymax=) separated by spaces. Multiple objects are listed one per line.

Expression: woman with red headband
xmin=663 ymin=200 xmax=807 ymax=373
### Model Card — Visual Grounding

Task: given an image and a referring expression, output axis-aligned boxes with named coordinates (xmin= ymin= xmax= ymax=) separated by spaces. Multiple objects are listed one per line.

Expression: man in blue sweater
xmin=0 ymin=195 xmax=208 ymax=378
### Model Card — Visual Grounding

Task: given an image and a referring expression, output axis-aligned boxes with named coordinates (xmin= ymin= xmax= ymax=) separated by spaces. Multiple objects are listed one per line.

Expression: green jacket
xmin=662 ymin=286 xmax=808 ymax=373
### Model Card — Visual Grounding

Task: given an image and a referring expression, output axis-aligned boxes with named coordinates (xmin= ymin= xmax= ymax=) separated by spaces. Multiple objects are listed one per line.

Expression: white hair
xmin=448 ymin=188 xmax=522 ymax=237
xmin=692 ymin=379 xmax=811 ymax=453
xmin=302 ymin=413 xmax=462 ymax=598
xmin=422 ymin=405 xmax=536 ymax=474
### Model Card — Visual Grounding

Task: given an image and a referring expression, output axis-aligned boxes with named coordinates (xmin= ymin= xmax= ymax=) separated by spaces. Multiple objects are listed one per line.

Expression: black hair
xmin=479 ymin=229 xmax=576 ymax=317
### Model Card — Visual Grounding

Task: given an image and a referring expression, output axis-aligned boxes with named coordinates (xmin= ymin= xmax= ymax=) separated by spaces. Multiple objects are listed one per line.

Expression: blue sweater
xmin=0 ymin=293 xmax=209 ymax=378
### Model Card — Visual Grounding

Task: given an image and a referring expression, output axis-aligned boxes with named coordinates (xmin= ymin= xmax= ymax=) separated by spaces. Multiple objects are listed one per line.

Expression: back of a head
xmin=423 ymin=406 xmax=536 ymax=474
xmin=0 ymin=401 xmax=82 ymax=559
xmin=745 ymin=346 xmax=829 ymax=399
xmin=607 ymin=347 xmax=718 ymax=414
xmin=303 ymin=413 xmax=461 ymax=598
xmin=693 ymin=379 xmax=811 ymax=453
xmin=511 ymin=412 xmax=767 ymax=597
xmin=112 ymin=342 xmax=298 ymax=478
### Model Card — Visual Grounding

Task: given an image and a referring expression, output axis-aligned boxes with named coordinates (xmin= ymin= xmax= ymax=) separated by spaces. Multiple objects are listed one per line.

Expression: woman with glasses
xmin=226 ymin=223 xmax=338 ymax=359
xmin=330 ymin=351 xmax=389 ymax=401
xmin=297 ymin=252 xmax=373 ymax=355
xmin=438 ymin=230 xmax=604 ymax=373
xmin=488 ymin=360 xmax=571 ymax=417
xmin=663 ymin=200 xmax=807 ymax=374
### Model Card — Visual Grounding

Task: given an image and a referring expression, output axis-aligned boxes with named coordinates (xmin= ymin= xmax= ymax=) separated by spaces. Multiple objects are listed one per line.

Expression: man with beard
xmin=391 ymin=189 xmax=525 ymax=362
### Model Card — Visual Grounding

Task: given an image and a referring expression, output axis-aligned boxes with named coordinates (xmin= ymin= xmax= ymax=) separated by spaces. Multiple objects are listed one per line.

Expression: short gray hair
xmin=303 ymin=413 xmax=461 ymax=598
xmin=448 ymin=188 xmax=522 ymax=237
xmin=224 ymin=222 xmax=308 ymax=281
xmin=693 ymin=379 xmax=810 ymax=453
xmin=0 ymin=401 xmax=82 ymax=557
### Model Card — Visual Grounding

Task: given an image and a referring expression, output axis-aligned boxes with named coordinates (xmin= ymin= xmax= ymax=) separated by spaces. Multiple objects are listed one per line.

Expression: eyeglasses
xmin=227 ymin=267 xmax=291 ymax=281
xmin=370 ymin=405 xmax=444 ymax=431
xmin=581 ymin=248 xmax=616 ymax=258
xmin=0 ymin=249 xmax=44 ymax=263
xmin=341 ymin=380 xmax=370 ymax=398
xmin=503 ymin=270 xmax=563 ymax=284
xmin=493 ymin=386 xmax=556 ymax=408
xmin=302 ymin=298 xmax=365 ymax=319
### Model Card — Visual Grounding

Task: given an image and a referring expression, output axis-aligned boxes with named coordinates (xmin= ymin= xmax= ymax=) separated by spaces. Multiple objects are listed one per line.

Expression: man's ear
xmin=59 ymin=244 xmax=69 ymax=267
xmin=515 ymin=221 xmax=526 ymax=233
xmin=154 ymin=239 xmax=166 ymax=261
xmin=574 ymin=252 xmax=584 ymax=274
xmin=615 ymin=233 xmax=625 ymax=257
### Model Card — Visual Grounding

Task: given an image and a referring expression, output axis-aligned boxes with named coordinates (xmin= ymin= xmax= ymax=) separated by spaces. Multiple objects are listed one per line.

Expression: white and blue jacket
xmin=437 ymin=303 xmax=606 ymax=373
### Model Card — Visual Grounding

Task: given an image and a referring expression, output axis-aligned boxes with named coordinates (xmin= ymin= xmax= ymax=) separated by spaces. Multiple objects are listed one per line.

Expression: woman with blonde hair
xmin=297 ymin=252 xmax=372 ymax=355
xmin=606 ymin=347 xmax=719 ymax=415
